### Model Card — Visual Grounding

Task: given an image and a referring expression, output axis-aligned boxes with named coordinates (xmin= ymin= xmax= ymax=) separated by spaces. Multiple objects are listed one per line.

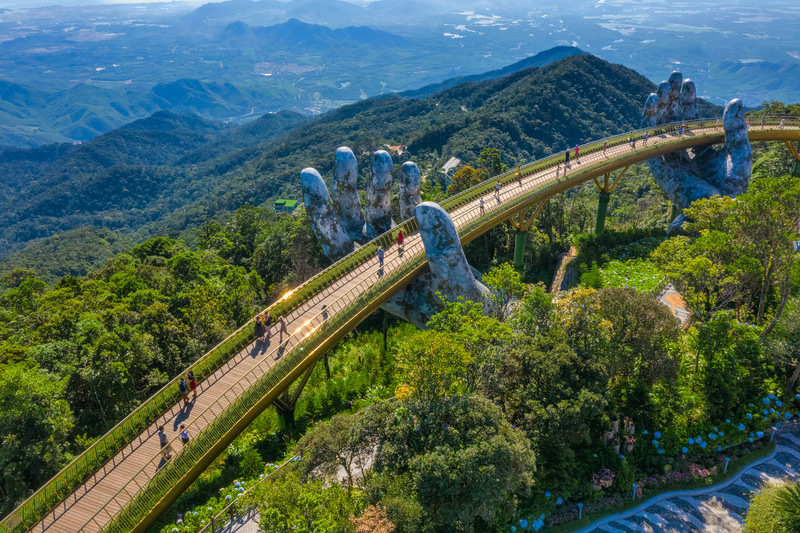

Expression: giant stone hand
xmin=301 ymin=148 xmax=489 ymax=329
xmin=641 ymin=72 xmax=752 ymax=232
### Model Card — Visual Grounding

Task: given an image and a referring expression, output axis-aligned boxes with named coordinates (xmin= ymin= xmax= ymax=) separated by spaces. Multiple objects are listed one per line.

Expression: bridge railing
xmin=5 ymin=116 xmax=798 ymax=533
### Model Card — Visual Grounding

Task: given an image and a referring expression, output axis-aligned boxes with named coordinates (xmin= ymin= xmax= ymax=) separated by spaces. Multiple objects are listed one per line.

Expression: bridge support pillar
xmin=785 ymin=141 xmax=800 ymax=177
xmin=592 ymin=166 xmax=629 ymax=235
xmin=670 ymin=204 xmax=680 ymax=223
xmin=595 ymin=191 xmax=611 ymax=234
xmin=273 ymin=359 xmax=318 ymax=431
xmin=513 ymin=231 xmax=527 ymax=270
xmin=276 ymin=405 xmax=296 ymax=431
xmin=508 ymin=202 xmax=546 ymax=271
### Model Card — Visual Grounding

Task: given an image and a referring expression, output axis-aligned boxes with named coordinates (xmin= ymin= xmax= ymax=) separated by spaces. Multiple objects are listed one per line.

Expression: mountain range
xmin=0 ymin=51 xmax=722 ymax=282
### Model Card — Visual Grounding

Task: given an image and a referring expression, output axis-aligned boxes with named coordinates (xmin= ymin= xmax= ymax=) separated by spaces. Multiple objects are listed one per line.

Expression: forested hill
xmin=397 ymin=45 xmax=587 ymax=99
xmin=0 ymin=53 xmax=720 ymax=277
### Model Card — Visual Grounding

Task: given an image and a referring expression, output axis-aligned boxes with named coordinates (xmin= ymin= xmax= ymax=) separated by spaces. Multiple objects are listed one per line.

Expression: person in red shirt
xmin=397 ymin=230 xmax=404 ymax=250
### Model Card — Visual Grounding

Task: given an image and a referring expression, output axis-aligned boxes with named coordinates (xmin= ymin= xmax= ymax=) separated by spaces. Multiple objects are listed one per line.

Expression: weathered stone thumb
xmin=301 ymin=168 xmax=354 ymax=260
xmin=415 ymin=202 xmax=488 ymax=305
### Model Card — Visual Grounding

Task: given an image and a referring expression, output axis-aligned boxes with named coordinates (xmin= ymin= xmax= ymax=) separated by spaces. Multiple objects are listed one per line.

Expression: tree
xmin=0 ymin=363 xmax=75 ymax=516
xmin=297 ymin=413 xmax=373 ymax=490
xmin=446 ymin=166 xmax=481 ymax=196
xmin=482 ymin=263 xmax=526 ymax=322
xmin=363 ymin=395 xmax=535 ymax=531
xmin=248 ymin=469 xmax=362 ymax=533
xmin=351 ymin=505 xmax=395 ymax=533
xmin=396 ymin=331 xmax=470 ymax=403
xmin=477 ymin=148 xmax=508 ymax=180
xmin=651 ymin=233 xmax=758 ymax=323
xmin=427 ymin=296 xmax=513 ymax=393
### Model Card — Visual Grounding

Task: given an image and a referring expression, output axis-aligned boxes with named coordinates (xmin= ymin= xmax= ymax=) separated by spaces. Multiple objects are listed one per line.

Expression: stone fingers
xmin=681 ymin=79 xmax=698 ymax=121
xmin=332 ymin=147 xmax=366 ymax=241
xmin=722 ymin=98 xmax=752 ymax=196
xmin=415 ymin=202 xmax=488 ymax=305
xmin=665 ymin=71 xmax=683 ymax=123
xmin=301 ymin=168 xmax=354 ymax=260
xmin=654 ymin=81 xmax=672 ymax=126
xmin=641 ymin=92 xmax=659 ymax=128
xmin=399 ymin=162 xmax=422 ymax=221
xmin=366 ymin=150 xmax=393 ymax=238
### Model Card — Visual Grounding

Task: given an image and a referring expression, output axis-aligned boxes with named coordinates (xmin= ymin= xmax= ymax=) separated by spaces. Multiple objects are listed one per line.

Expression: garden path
xmin=587 ymin=433 xmax=800 ymax=533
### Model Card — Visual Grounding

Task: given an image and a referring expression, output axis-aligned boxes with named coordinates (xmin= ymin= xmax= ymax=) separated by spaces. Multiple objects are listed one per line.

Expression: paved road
xmin=587 ymin=433 xmax=800 ymax=533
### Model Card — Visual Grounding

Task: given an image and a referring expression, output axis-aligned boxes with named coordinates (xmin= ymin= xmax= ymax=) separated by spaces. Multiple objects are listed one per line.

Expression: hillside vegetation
xmin=0 ymin=54 xmax=720 ymax=269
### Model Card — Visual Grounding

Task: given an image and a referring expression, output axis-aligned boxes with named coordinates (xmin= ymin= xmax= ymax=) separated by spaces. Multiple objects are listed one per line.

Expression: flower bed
xmin=598 ymin=258 xmax=665 ymax=293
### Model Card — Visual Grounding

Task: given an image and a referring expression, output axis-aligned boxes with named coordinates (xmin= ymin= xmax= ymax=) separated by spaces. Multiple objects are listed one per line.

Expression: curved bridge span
xmin=3 ymin=117 xmax=799 ymax=533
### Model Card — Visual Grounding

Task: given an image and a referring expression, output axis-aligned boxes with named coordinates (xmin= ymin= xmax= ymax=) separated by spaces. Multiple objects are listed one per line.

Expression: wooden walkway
xmin=30 ymin=121 xmax=800 ymax=532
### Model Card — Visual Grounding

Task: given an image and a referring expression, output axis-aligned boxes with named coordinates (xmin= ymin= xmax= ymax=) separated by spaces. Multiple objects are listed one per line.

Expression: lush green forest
xmin=0 ymin=54 xmax=719 ymax=267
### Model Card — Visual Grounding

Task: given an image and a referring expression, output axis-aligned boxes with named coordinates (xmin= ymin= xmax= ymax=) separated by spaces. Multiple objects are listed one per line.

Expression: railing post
xmin=211 ymin=515 xmax=215 ymax=533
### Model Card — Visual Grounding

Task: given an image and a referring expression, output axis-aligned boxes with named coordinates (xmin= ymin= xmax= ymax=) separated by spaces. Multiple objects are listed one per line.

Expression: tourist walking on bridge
xmin=377 ymin=246 xmax=384 ymax=267
xmin=187 ymin=370 xmax=197 ymax=399
xmin=158 ymin=426 xmax=172 ymax=460
xmin=278 ymin=316 xmax=287 ymax=343
xmin=495 ymin=180 xmax=501 ymax=199
xmin=179 ymin=378 xmax=190 ymax=404
xmin=643 ymin=132 xmax=649 ymax=146
xmin=254 ymin=313 xmax=265 ymax=342
xmin=179 ymin=425 xmax=190 ymax=446
xmin=397 ymin=229 xmax=404 ymax=250
xmin=264 ymin=311 xmax=272 ymax=340
xmin=574 ymin=145 xmax=580 ymax=163
xmin=602 ymin=140 xmax=608 ymax=158
xmin=479 ymin=197 xmax=485 ymax=215
xmin=564 ymin=149 xmax=570 ymax=172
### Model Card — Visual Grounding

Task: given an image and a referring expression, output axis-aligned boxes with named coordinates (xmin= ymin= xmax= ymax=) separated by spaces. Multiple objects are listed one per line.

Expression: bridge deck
xmin=28 ymin=121 xmax=800 ymax=532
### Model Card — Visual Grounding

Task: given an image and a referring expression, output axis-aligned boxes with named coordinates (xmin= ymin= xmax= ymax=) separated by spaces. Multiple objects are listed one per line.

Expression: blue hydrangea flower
xmin=747 ymin=413 xmax=753 ymax=419
xmin=719 ymin=431 xmax=724 ymax=436
xmin=769 ymin=394 xmax=776 ymax=399
xmin=796 ymin=394 xmax=800 ymax=399
xmin=757 ymin=431 xmax=764 ymax=438
xmin=682 ymin=447 xmax=688 ymax=453
xmin=620 ymin=454 xmax=626 ymax=459
xmin=786 ymin=413 xmax=792 ymax=419
xmin=655 ymin=432 xmax=661 ymax=438
xmin=658 ymin=449 xmax=665 ymax=454
xmin=643 ymin=430 xmax=649 ymax=435
xmin=776 ymin=423 xmax=782 ymax=428
xmin=556 ymin=497 xmax=563 ymax=505
xmin=763 ymin=409 xmax=769 ymax=415
xmin=763 ymin=398 xmax=771 ymax=405
xmin=750 ymin=432 xmax=754 ymax=437
xmin=545 ymin=492 xmax=551 ymax=497
xmin=777 ymin=401 xmax=783 ymax=407
xmin=738 ymin=424 xmax=746 ymax=430
xmin=725 ymin=419 xmax=731 ymax=423
xmin=749 ymin=437 xmax=754 ymax=442
xmin=714 ymin=427 xmax=718 ymax=432
xmin=688 ymin=438 xmax=694 ymax=444
xmin=770 ymin=408 xmax=775 ymax=414
xmin=700 ymin=442 xmax=707 ymax=449
xmin=652 ymin=439 xmax=659 ymax=446
xmin=709 ymin=433 xmax=717 ymax=440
